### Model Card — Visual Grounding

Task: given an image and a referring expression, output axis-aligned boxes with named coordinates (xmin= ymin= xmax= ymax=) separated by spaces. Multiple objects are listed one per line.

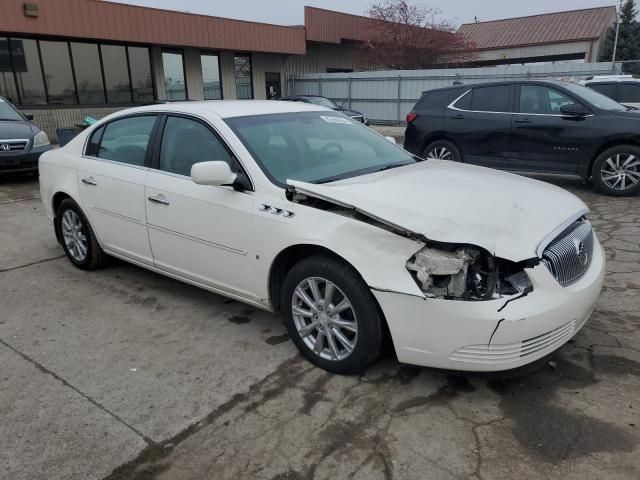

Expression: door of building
xmin=265 ymin=72 xmax=281 ymax=99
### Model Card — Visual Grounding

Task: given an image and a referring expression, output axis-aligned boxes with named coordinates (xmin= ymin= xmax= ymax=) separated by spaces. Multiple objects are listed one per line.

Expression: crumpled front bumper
xmin=373 ymin=236 xmax=605 ymax=372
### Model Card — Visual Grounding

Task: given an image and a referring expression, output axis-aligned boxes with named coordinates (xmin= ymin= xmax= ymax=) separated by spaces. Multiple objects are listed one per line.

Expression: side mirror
xmin=385 ymin=136 xmax=397 ymax=144
xmin=23 ymin=113 xmax=34 ymax=121
xmin=191 ymin=161 xmax=237 ymax=187
xmin=560 ymin=103 xmax=589 ymax=117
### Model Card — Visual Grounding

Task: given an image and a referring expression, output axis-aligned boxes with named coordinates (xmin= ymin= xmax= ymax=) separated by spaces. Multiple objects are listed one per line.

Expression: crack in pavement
xmin=0 ymin=337 xmax=153 ymax=444
xmin=0 ymin=255 xmax=65 ymax=273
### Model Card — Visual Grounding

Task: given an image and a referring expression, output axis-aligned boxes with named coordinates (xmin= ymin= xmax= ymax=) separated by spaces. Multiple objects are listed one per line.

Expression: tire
xmin=55 ymin=198 xmax=108 ymax=270
xmin=280 ymin=255 xmax=383 ymax=375
xmin=423 ymin=139 xmax=462 ymax=162
xmin=591 ymin=145 xmax=640 ymax=197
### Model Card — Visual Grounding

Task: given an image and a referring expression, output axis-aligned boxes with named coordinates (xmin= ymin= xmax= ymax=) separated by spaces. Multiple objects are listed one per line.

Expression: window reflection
xmin=70 ymin=42 xmax=105 ymax=104
xmin=234 ymin=54 xmax=252 ymax=99
xmin=101 ymin=45 xmax=132 ymax=104
xmin=201 ymin=53 xmax=222 ymax=100
xmin=40 ymin=41 xmax=76 ymax=104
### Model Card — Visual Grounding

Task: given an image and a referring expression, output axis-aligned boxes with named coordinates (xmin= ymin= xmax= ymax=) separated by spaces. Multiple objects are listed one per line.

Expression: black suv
xmin=0 ymin=96 xmax=52 ymax=175
xmin=404 ymin=80 xmax=640 ymax=196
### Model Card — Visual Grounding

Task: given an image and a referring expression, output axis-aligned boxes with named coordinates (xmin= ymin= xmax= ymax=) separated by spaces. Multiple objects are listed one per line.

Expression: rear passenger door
xmin=444 ymin=84 xmax=513 ymax=169
xmin=79 ymin=115 xmax=158 ymax=265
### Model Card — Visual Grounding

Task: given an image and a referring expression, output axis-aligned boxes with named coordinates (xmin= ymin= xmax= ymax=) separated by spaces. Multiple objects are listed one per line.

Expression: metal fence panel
xmin=289 ymin=62 xmax=622 ymax=123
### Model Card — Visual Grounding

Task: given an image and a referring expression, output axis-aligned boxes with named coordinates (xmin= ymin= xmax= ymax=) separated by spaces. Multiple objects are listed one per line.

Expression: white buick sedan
xmin=39 ymin=101 xmax=605 ymax=374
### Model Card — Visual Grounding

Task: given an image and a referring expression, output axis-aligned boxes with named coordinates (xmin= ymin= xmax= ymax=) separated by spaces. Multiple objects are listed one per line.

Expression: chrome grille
xmin=542 ymin=221 xmax=594 ymax=286
xmin=0 ymin=139 xmax=28 ymax=152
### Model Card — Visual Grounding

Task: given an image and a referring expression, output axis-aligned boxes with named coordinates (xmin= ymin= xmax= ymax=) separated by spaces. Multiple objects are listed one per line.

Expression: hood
xmin=288 ymin=161 xmax=589 ymax=262
xmin=0 ymin=120 xmax=37 ymax=139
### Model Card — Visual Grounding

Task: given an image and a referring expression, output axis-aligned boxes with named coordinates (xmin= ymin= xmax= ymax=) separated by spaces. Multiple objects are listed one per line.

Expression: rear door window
xmin=619 ymin=83 xmax=640 ymax=103
xmin=96 ymin=115 xmax=157 ymax=166
xmin=470 ymin=85 xmax=511 ymax=112
xmin=587 ymin=83 xmax=617 ymax=100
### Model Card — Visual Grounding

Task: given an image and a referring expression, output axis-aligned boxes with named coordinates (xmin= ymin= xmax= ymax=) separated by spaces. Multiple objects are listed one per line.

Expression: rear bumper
xmin=0 ymin=145 xmax=53 ymax=173
xmin=374 ymin=236 xmax=605 ymax=372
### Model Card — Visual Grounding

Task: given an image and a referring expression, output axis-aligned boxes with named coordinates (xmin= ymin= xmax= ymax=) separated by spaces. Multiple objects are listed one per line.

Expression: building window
xmin=201 ymin=53 xmax=222 ymax=100
xmin=39 ymin=41 xmax=76 ymax=104
xmin=234 ymin=54 xmax=253 ymax=99
xmin=70 ymin=42 xmax=105 ymax=104
xmin=8 ymin=38 xmax=46 ymax=105
xmin=162 ymin=50 xmax=186 ymax=101
xmin=0 ymin=38 xmax=19 ymax=103
xmin=101 ymin=45 xmax=131 ymax=104
xmin=128 ymin=46 xmax=154 ymax=103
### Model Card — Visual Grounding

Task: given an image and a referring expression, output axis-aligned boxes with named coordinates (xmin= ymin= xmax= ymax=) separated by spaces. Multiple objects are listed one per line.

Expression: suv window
xmin=159 ymin=116 xmax=235 ymax=176
xmin=519 ymin=85 xmax=575 ymax=115
xmin=587 ymin=82 xmax=617 ymax=100
xmin=94 ymin=115 xmax=157 ymax=166
xmin=619 ymin=83 xmax=640 ymax=103
xmin=470 ymin=85 xmax=510 ymax=112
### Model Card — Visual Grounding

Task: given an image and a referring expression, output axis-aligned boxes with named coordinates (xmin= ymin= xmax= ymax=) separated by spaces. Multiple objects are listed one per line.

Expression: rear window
xmin=470 ymin=85 xmax=511 ymax=112
xmin=414 ymin=88 xmax=464 ymax=110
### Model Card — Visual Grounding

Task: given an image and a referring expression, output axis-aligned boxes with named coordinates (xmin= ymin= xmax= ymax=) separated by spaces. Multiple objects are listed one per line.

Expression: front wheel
xmin=591 ymin=145 xmax=640 ymax=196
xmin=280 ymin=256 xmax=383 ymax=374
xmin=423 ymin=140 xmax=462 ymax=162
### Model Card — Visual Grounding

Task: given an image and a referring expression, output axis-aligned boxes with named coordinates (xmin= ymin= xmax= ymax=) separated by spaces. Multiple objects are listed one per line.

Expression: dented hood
xmin=288 ymin=161 xmax=589 ymax=262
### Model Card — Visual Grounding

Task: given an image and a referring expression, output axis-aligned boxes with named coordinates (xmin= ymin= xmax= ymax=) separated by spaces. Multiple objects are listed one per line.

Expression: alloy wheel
xmin=427 ymin=146 xmax=453 ymax=160
xmin=600 ymin=153 xmax=640 ymax=191
xmin=61 ymin=210 xmax=88 ymax=262
xmin=291 ymin=277 xmax=358 ymax=361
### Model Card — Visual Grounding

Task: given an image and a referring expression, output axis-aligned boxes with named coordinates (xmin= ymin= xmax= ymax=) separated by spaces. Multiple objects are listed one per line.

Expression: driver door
xmin=145 ymin=114 xmax=256 ymax=299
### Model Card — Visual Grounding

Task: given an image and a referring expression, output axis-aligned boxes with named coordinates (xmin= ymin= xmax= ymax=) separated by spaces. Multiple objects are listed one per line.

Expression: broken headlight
xmin=406 ymin=245 xmax=533 ymax=301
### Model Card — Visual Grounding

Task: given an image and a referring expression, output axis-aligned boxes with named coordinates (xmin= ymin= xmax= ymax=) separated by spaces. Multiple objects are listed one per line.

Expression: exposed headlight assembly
xmin=406 ymin=245 xmax=533 ymax=301
xmin=33 ymin=131 xmax=50 ymax=148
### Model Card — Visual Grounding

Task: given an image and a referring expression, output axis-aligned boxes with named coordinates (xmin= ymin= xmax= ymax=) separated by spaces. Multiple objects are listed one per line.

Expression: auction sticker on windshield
xmin=320 ymin=115 xmax=352 ymax=124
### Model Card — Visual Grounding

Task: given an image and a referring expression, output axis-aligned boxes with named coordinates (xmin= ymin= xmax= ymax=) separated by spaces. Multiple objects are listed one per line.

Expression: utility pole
xmin=612 ymin=0 xmax=623 ymax=63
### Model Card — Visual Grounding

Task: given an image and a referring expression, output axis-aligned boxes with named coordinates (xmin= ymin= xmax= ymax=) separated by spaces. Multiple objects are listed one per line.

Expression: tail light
xmin=406 ymin=112 xmax=417 ymax=123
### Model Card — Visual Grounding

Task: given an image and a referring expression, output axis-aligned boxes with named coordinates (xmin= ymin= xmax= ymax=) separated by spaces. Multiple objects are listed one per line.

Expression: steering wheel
xmin=318 ymin=142 xmax=344 ymax=157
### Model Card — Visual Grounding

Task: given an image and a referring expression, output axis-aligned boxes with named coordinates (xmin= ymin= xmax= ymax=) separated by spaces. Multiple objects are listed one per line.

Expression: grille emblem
xmin=0 ymin=144 xmax=9 ymax=151
xmin=573 ymin=238 xmax=589 ymax=266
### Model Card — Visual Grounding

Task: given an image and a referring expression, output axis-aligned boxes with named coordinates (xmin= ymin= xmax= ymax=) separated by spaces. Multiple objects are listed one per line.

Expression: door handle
xmin=451 ymin=114 xmax=465 ymax=120
xmin=515 ymin=118 xmax=532 ymax=124
xmin=147 ymin=195 xmax=170 ymax=206
xmin=81 ymin=176 xmax=97 ymax=186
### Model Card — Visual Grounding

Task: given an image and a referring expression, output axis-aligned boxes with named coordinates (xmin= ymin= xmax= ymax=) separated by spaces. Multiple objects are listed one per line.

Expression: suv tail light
xmin=406 ymin=112 xmax=417 ymax=123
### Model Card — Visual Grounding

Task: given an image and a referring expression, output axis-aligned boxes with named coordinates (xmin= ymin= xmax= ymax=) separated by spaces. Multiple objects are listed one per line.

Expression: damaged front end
xmin=406 ymin=245 xmax=533 ymax=301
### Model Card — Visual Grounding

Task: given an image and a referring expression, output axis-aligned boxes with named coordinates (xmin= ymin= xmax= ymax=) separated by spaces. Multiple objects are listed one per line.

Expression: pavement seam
xmin=0 ymin=337 xmax=153 ymax=445
xmin=0 ymin=255 xmax=65 ymax=273
xmin=0 ymin=196 xmax=41 ymax=205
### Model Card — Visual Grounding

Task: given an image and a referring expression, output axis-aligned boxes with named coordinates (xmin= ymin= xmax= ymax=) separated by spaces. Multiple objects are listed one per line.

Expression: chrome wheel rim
xmin=291 ymin=277 xmax=358 ymax=361
xmin=61 ymin=210 xmax=88 ymax=262
xmin=427 ymin=146 xmax=453 ymax=160
xmin=601 ymin=153 xmax=640 ymax=191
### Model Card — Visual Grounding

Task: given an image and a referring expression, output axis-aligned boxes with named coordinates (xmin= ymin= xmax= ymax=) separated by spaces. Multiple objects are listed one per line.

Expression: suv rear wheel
xmin=423 ymin=140 xmax=461 ymax=162
xmin=591 ymin=145 xmax=640 ymax=196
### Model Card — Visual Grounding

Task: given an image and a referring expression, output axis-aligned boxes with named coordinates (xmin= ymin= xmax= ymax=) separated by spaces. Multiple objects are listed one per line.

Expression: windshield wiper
xmin=375 ymin=163 xmax=411 ymax=173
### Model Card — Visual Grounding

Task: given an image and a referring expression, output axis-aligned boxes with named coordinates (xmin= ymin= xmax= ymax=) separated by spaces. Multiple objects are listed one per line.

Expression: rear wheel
xmin=55 ymin=198 xmax=108 ymax=270
xmin=591 ymin=145 xmax=640 ymax=196
xmin=280 ymin=256 xmax=383 ymax=374
xmin=423 ymin=140 xmax=461 ymax=162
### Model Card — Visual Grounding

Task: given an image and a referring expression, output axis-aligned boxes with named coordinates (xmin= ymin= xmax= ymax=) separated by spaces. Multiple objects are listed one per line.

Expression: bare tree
xmin=362 ymin=0 xmax=476 ymax=69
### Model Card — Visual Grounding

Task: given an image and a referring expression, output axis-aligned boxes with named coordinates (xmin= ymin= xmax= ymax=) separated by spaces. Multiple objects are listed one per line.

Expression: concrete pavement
xmin=1 ymin=174 xmax=639 ymax=480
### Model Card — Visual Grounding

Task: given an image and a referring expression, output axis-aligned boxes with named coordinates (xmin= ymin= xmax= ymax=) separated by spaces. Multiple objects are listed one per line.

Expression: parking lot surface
xmin=1 ymin=173 xmax=639 ymax=480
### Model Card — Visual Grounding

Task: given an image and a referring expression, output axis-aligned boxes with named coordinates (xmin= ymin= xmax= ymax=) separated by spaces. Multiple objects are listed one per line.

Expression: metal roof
xmin=458 ymin=6 xmax=616 ymax=50
xmin=0 ymin=0 xmax=307 ymax=55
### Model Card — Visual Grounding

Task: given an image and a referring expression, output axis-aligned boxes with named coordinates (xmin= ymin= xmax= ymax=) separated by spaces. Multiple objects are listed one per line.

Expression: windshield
xmin=226 ymin=111 xmax=416 ymax=186
xmin=565 ymin=83 xmax=627 ymax=111
xmin=0 ymin=98 xmax=24 ymax=121
xmin=304 ymin=97 xmax=339 ymax=109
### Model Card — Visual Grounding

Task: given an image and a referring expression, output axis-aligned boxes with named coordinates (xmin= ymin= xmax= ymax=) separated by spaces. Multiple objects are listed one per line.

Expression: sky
xmin=108 ymin=0 xmax=619 ymax=27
